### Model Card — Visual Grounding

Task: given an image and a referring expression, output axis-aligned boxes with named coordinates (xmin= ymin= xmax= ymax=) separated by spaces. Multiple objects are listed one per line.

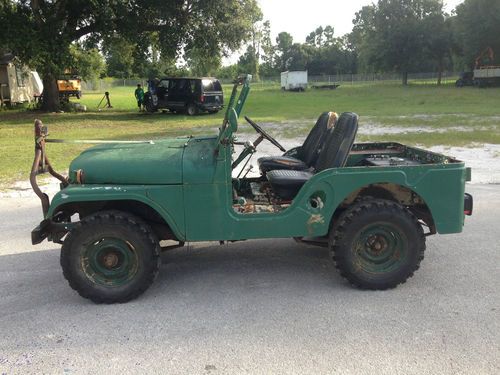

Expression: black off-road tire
xmin=60 ymin=210 xmax=161 ymax=303
xmin=145 ymin=100 xmax=157 ymax=113
xmin=330 ymin=199 xmax=425 ymax=290
xmin=186 ymin=103 xmax=198 ymax=116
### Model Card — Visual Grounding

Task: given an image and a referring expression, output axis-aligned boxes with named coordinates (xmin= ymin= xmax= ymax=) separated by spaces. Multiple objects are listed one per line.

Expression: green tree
xmin=260 ymin=20 xmax=276 ymax=76
xmin=247 ymin=7 xmax=264 ymax=80
xmin=323 ymin=26 xmax=335 ymax=46
xmin=453 ymin=0 xmax=500 ymax=69
xmin=352 ymin=0 xmax=446 ymax=85
xmin=70 ymin=45 xmax=106 ymax=86
xmin=306 ymin=26 xmax=335 ymax=47
xmin=237 ymin=45 xmax=259 ymax=76
xmin=102 ymin=37 xmax=136 ymax=79
xmin=185 ymin=46 xmax=222 ymax=76
xmin=422 ymin=10 xmax=452 ymax=84
xmin=275 ymin=32 xmax=294 ymax=71
xmin=0 ymin=0 xmax=260 ymax=111
xmin=287 ymin=43 xmax=314 ymax=71
xmin=215 ymin=64 xmax=239 ymax=80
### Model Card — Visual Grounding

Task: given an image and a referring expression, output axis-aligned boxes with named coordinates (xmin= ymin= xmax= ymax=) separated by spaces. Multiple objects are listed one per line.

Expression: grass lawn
xmin=1 ymin=83 xmax=499 ymax=187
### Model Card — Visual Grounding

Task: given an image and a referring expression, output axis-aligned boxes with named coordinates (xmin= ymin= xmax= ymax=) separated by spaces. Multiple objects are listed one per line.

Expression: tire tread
xmin=330 ymin=199 xmax=425 ymax=290
xmin=60 ymin=210 xmax=161 ymax=303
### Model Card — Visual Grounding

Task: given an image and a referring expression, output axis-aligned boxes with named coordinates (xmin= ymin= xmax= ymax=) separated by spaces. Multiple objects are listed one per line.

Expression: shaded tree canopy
xmin=0 ymin=0 xmax=260 ymax=110
xmin=70 ymin=45 xmax=106 ymax=83
xmin=452 ymin=0 xmax=500 ymax=69
xmin=352 ymin=0 xmax=447 ymax=84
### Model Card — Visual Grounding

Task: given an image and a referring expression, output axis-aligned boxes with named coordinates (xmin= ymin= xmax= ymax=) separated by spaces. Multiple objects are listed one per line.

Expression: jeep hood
xmin=69 ymin=137 xmax=189 ymax=185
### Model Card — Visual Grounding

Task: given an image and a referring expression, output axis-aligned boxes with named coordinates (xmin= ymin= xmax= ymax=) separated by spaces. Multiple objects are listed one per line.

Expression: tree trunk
xmin=402 ymin=71 xmax=408 ymax=85
xmin=42 ymin=74 xmax=60 ymax=112
xmin=437 ymin=61 xmax=443 ymax=86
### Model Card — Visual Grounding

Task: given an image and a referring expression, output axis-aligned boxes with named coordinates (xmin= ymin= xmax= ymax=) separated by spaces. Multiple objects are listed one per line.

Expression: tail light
xmin=464 ymin=193 xmax=473 ymax=216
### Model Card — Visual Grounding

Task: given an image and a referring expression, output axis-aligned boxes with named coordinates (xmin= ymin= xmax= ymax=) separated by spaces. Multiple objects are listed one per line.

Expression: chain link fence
xmin=81 ymin=78 xmax=148 ymax=91
xmin=82 ymin=72 xmax=460 ymax=91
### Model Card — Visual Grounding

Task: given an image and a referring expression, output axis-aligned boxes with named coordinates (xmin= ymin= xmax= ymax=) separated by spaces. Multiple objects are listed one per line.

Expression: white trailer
xmin=0 ymin=53 xmax=40 ymax=107
xmin=281 ymin=70 xmax=308 ymax=91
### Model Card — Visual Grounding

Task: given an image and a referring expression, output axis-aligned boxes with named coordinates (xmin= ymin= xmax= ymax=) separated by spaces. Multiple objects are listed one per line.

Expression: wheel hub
xmin=366 ymin=235 xmax=388 ymax=254
xmin=102 ymin=252 xmax=120 ymax=269
xmin=82 ymin=237 xmax=138 ymax=286
xmin=353 ymin=223 xmax=408 ymax=273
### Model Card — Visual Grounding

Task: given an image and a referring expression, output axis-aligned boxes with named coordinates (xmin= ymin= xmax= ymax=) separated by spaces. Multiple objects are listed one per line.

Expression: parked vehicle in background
xmin=472 ymin=66 xmax=500 ymax=87
xmin=144 ymin=77 xmax=223 ymax=115
xmin=455 ymin=71 xmax=474 ymax=87
xmin=57 ymin=73 xmax=82 ymax=100
xmin=456 ymin=47 xmax=500 ymax=88
xmin=456 ymin=68 xmax=500 ymax=88
xmin=281 ymin=70 xmax=308 ymax=91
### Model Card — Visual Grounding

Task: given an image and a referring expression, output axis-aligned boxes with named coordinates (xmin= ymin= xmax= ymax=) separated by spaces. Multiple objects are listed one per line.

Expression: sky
xmin=225 ymin=0 xmax=464 ymax=64
xmin=258 ymin=0 xmax=464 ymax=43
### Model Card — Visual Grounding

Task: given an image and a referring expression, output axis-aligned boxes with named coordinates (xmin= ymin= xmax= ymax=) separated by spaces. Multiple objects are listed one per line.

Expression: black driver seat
xmin=258 ymin=112 xmax=336 ymax=174
xmin=266 ymin=112 xmax=359 ymax=200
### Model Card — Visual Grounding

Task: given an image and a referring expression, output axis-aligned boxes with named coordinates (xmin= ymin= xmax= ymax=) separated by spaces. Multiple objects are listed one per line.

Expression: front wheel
xmin=330 ymin=199 xmax=425 ymax=290
xmin=145 ymin=99 xmax=157 ymax=113
xmin=60 ymin=210 xmax=161 ymax=303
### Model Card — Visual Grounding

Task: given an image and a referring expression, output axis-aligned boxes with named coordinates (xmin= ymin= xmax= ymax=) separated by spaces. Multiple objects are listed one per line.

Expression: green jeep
xmin=30 ymin=75 xmax=473 ymax=303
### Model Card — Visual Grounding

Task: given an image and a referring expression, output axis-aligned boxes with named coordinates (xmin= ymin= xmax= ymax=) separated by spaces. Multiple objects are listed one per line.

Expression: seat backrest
xmin=314 ymin=112 xmax=358 ymax=171
xmin=300 ymin=112 xmax=331 ymax=166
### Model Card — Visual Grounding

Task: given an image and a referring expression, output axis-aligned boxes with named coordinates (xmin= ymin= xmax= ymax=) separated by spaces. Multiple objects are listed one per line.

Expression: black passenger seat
xmin=267 ymin=112 xmax=359 ymax=200
xmin=258 ymin=112 xmax=337 ymax=174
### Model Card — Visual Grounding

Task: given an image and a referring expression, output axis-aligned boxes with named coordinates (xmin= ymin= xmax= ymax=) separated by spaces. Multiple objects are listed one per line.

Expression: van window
xmin=202 ymin=79 xmax=222 ymax=92
xmin=170 ymin=79 xmax=192 ymax=94
xmin=158 ymin=79 xmax=169 ymax=89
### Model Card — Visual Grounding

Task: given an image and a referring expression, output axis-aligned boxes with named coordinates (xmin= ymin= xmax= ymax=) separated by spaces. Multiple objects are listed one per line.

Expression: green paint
xmin=69 ymin=137 xmax=188 ymax=185
xmin=44 ymin=76 xmax=470 ymax=244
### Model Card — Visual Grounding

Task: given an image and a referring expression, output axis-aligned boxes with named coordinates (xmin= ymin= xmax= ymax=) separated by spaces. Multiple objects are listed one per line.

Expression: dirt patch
xmin=428 ymin=144 xmax=500 ymax=184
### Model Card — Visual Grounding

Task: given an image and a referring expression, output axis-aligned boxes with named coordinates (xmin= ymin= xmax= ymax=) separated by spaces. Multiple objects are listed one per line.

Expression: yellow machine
xmin=57 ymin=73 xmax=82 ymax=100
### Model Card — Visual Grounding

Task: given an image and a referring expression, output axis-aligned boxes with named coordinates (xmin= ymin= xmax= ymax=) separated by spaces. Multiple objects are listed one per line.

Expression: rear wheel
xmin=330 ymin=199 xmax=425 ymax=290
xmin=186 ymin=103 xmax=198 ymax=116
xmin=60 ymin=210 xmax=161 ymax=303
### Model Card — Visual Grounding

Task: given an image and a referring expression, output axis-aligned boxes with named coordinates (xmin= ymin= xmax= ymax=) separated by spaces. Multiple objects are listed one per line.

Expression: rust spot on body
xmin=307 ymin=214 xmax=325 ymax=234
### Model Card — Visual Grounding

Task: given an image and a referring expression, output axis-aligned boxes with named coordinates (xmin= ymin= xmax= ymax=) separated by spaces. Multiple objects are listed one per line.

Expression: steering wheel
xmin=244 ymin=116 xmax=286 ymax=152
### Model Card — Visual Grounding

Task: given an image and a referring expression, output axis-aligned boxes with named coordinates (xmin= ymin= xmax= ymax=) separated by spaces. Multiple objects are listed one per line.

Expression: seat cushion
xmin=257 ymin=112 xmax=334 ymax=175
xmin=266 ymin=169 xmax=313 ymax=200
xmin=258 ymin=156 xmax=308 ymax=174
